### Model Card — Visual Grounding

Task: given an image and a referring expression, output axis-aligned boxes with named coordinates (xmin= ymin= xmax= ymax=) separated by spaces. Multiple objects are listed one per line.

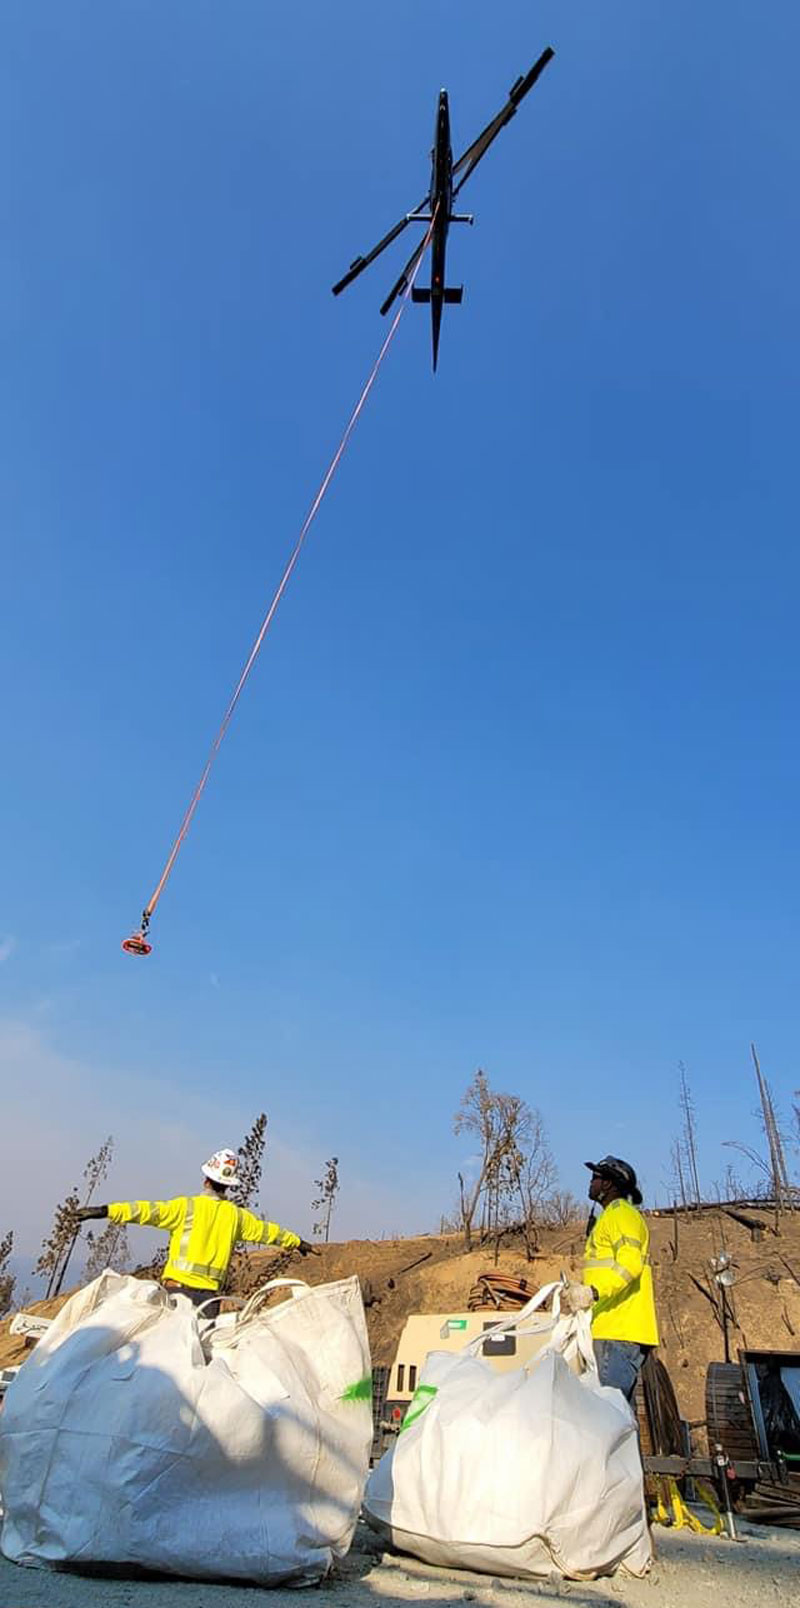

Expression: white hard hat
xmin=202 ymin=1148 xmax=239 ymax=1185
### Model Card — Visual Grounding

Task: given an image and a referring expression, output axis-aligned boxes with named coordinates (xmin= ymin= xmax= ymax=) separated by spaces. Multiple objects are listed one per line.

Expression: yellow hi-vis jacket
xmin=583 ymin=1197 xmax=659 ymax=1346
xmin=108 ymin=1194 xmax=300 ymax=1291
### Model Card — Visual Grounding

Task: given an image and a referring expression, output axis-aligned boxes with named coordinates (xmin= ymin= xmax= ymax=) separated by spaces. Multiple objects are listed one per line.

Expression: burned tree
xmin=225 ymin=1113 xmax=269 ymax=1295
xmin=669 ymin=1137 xmax=689 ymax=1210
xmin=0 ymin=1229 xmax=15 ymax=1318
xmin=36 ymin=1136 xmax=114 ymax=1298
xmin=84 ymin=1221 xmax=130 ymax=1281
xmin=724 ymin=1044 xmax=798 ymax=1216
xmin=667 ymin=1063 xmax=702 ymax=1211
xmin=454 ymin=1070 xmax=506 ymax=1251
xmin=678 ymin=1061 xmax=702 ymax=1206
xmin=35 ymin=1187 xmax=80 ymax=1297
xmin=453 ymin=1070 xmax=556 ymax=1255
xmin=495 ymin=1100 xmax=557 ymax=1258
xmin=312 ymin=1158 xmax=340 ymax=1242
xmin=231 ymin=1113 xmax=269 ymax=1210
xmin=540 ymin=1188 xmax=581 ymax=1228
xmin=751 ymin=1043 xmax=794 ymax=1212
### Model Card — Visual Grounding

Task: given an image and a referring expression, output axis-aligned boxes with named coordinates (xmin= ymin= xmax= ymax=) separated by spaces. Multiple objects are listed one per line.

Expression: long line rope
xmin=126 ymin=216 xmax=436 ymax=951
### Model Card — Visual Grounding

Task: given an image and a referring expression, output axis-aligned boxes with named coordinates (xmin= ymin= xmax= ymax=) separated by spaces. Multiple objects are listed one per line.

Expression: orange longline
xmin=137 ymin=216 xmax=437 ymax=935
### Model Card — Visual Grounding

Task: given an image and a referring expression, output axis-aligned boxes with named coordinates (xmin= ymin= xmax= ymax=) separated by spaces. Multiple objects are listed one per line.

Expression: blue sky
xmin=2 ymin=3 xmax=799 ymax=1262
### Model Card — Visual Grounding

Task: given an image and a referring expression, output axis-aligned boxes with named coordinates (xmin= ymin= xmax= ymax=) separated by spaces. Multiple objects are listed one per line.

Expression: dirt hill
xmin=3 ymin=1207 xmax=800 ymax=1430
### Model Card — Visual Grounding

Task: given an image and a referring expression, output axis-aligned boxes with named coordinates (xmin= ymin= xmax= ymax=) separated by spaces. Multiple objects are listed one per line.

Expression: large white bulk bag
xmin=0 ymin=1271 xmax=372 ymax=1584
xmin=365 ymin=1282 xmax=651 ymax=1580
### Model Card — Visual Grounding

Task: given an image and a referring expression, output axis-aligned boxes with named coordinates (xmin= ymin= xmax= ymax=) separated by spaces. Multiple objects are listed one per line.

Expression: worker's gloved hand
xmin=75 ymin=1205 xmax=108 ymax=1223
xmin=561 ymin=1281 xmax=596 ymax=1314
xmin=295 ymin=1238 xmax=318 ymax=1257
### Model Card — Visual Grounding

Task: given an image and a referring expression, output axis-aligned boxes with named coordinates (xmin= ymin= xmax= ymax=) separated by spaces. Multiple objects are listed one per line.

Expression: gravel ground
xmin=0 ymin=1520 xmax=798 ymax=1608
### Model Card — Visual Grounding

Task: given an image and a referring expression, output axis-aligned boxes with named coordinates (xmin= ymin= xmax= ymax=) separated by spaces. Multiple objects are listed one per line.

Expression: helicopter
xmin=332 ymin=46 xmax=554 ymax=370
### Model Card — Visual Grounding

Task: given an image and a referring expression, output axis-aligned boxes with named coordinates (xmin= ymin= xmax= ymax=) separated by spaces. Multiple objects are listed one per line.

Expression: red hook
xmin=122 ymin=913 xmax=152 ymax=957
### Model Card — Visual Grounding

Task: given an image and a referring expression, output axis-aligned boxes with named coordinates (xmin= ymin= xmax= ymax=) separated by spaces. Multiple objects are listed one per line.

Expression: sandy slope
xmin=3 ymin=1209 xmax=800 ymax=1428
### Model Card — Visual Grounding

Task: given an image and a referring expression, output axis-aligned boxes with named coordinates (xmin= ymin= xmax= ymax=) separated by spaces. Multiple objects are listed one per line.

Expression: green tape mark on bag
xmin=400 ymin=1383 xmax=437 ymax=1431
xmin=340 ymin=1375 xmax=373 ymax=1403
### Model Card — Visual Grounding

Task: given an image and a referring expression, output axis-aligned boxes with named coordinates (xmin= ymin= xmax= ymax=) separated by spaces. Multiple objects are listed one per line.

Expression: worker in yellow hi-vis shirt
xmin=561 ymin=1155 xmax=659 ymax=1402
xmin=76 ymin=1147 xmax=313 ymax=1314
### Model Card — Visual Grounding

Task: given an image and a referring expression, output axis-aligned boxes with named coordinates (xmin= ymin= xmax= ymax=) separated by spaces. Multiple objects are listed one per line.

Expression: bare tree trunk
xmin=752 ymin=1043 xmax=793 ymax=1216
xmin=515 ymin=1178 xmax=534 ymax=1260
xmin=458 ymin=1173 xmax=472 ymax=1251
xmin=670 ymin=1138 xmax=688 ymax=1213
xmin=678 ymin=1063 xmax=701 ymax=1206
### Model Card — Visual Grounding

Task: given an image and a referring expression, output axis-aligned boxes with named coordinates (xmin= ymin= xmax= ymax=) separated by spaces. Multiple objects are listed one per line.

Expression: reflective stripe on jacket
xmin=108 ymin=1194 xmax=300 ymax=1290
xmin=583 ymin=1197 xmax=659 ymax=1346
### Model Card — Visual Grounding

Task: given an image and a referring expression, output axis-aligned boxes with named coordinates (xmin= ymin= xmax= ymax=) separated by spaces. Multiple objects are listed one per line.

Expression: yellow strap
xmin=653 ymin=1486 xmax=671 ymax=1526
xmin=650 ymin=1477 xmax=722 ymax=1535
xmin=693 ymin=1481 xmax=724 ymax=1535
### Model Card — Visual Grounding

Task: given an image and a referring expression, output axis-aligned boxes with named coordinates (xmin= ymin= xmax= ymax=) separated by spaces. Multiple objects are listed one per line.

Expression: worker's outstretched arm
xmin=235 ymin=1206 xmax=304 ymax=1251
xmin=585 ymin=1214 xmax=646 ymax=1302
xmin=107 ymin=1198 xmax=185 ymax=1232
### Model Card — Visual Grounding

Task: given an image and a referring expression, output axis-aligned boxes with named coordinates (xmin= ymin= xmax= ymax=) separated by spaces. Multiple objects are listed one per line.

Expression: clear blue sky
xmin=1 ymin=3 xmax=798 ymax=1257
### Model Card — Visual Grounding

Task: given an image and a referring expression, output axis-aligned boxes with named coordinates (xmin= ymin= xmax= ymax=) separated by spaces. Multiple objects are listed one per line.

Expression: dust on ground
xmin=0 ymin=1520 xmax=797 ymax=1608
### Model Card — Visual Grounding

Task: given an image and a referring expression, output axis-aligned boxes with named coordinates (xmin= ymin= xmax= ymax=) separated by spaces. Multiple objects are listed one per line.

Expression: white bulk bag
xmin=365 ymin=1282 xmax=651 ymax=1580
xmin=0 ymin=1271 xmax=372 ymax=1584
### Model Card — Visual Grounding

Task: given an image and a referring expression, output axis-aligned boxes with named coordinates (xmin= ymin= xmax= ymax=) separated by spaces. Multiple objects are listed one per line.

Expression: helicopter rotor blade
xmin=452 ymin=45 xmax=554 ymax=197
xmin=379 ymin=234 xmax=429 ymax=317
xmin=332 ymin=196 xmax=430 ymax=296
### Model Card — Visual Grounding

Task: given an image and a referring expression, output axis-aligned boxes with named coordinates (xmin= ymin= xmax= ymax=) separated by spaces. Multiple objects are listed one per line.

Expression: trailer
xmin=705 ymin=1349 xmax=800 ymax=1523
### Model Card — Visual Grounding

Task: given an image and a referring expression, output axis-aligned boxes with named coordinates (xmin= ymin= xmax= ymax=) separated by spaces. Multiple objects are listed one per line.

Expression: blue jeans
xmin=594 ymin=1339 xmax=649 ymax=1403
